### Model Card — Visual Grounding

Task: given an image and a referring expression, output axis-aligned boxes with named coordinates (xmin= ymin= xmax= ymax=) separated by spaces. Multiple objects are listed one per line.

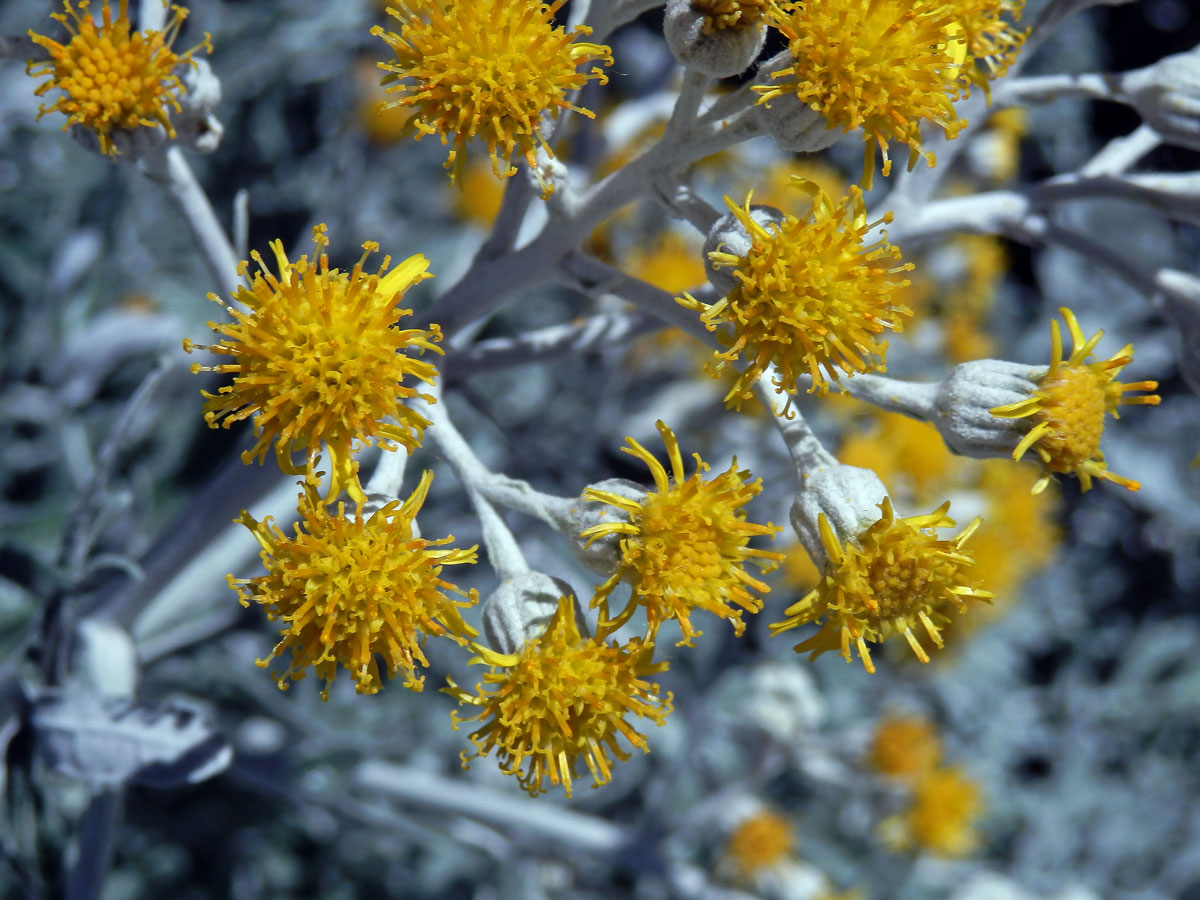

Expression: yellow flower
xmin=990 ymin=306 xmax=1160 ymax=494
xmin=883 ymin=766 xmax=984 ymax=857
xmin=27 ymin=0 xmax=210 ymax=156
xmin=446 ymin=595 xmax=672 ymax=797
xmin=950 ymin=0 xmax=1026 ymax=83
xmin=627 ymin=230 xmax=707 ymax=295
xmin=725 ymin=810 xmax=795 ymax=877
xmin=770 ymin=498 xmax=991 ymax=673
xmin=692 ymin=0 xmax=770 ymax=33
xmin=680 ymin=180 xmax=913 ymax=408
xmin=838 ymin=411 xmax=961 ymax=505
xmin=868 ymin=715 xmax=942 ymax=780
xmin=968 ymin=461 xmax=1060 ymax=598
xmin=582 ymin=421 xmax=784 ymax=645
xmin=184 ymin=225 xmax=441 ymax=504
xmin=230 ymin=471 xmax=478 ymax=699
xmin=757 ymin=0 xmax=969 ymax=186
xmin=372 ymin=0 xmax=612 ymax=190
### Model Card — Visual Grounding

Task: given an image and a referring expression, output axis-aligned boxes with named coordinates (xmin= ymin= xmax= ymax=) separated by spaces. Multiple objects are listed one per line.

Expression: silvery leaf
xmin=32 ymin=690 xmax=232 ymax=790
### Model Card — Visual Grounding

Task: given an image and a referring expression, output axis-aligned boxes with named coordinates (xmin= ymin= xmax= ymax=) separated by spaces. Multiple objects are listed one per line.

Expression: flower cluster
xmin=27 ymin=0 xmax=211 ymax=156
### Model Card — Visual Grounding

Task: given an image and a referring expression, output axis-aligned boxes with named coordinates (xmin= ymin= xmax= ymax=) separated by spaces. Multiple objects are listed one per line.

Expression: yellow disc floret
xmin=757 ymin=0 xmax=969 ymax=187
xmin=582 ymin=421 xmax=784 ymax=645
xmin=446 ymin=595 xmax=673 ymax=797
xmin=230 ymin=471 xmax=478 ymax=699
xmin=184 ymin=225 xmax=441 ymax=504
xmin=680 ymin=180 xmax=914 ymax=408
xmin=770 ymin=498 xmax=992 ymax=673
xmin=725 ymin=810 xmax=795 ymax=876
xmin=27 ymin=0 xmax=210 ymax=157
xmin=692 ymin=0 xmax=770 ymax=33
xmin=990 ymin=306 xmax=1160 ymax=495
xmin=372 ymin=0 xmax=612 ymax=190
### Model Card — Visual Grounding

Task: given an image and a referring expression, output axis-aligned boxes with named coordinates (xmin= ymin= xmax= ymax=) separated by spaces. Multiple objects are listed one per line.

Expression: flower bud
xmin=664 ymin=0 xmax=766 ymax=79
xmin=702 ymin=202 xmax=786 ymax=295
xmin=790 ymin=462 xmax=889 ymax=567
xmin=481 ymin=571 xmax=586 ymax=655
xmin=753 ymin=52 xmax=842 ymax=153
xmin=559 ymin=479 xmax=646 ymax=576
xmin=931 ymin=359 xmax=1041 ymax=458
xmin=1120 ymin=46 xmax=1200 ymax=152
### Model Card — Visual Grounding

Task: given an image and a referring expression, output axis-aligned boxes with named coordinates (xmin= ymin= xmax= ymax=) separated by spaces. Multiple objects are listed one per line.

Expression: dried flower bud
xmin=664 ymin=0 xmax=766 ymax=78
xmin=703 ymin=202 xmax=786 ymax=295
xmin=753 ymin=52 xmax=842 ymax=153
xmin=560 ymin=478 xmax=646 ymax=575
xmin=175 ymin=58 xmax=224 ymax=153
xmin=790 ymin=462 xmax=889 ymax=567
xmin=481 ymin=571 xmax=585 ymax=655
xmin=1121 ymin=46 xmax=1200 ymax=152
xmin=932 ymin=359 xmax=1041 ymax=458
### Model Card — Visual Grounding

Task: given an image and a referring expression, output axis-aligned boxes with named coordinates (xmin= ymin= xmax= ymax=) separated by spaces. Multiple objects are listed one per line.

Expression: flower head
xmin=447 ymin=595 xmax=672 ymax=797
xmin=989 ymin=306 xmax=1160 ymax=494
xmin=691 ymin=0 xmax=769 ymax=33
xmin=757 ymin=0 xmax=969 ymax=186
xmin=184 ymin=225 xmax=441 ymax=504
xmin=371 ymin=0 xmax=612 ymax=190
xmin=883 ymin=766 xmax=984 ymax=857
xmin=680 ymin=181 xmax=914 ymax=408
xmin=27 ymin=0 xmax=210 ymax=156
xmin=582 ymin=421 xmax=784 ymax=645
xmin=725 ymin=810 xmax=795 ymax=877
xmin=868 ymin=715 xmax=942 ymax=780
xmin=770 ymin=497 xmax=991 ymax=673
xmin=230 ymin=470 xmax=478 ymax=699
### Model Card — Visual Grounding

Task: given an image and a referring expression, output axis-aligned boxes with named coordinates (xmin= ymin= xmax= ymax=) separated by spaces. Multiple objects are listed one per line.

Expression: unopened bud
xmin=703 ymin=202 xmax=785 ymax=295
xmin=560 ymin=479 xmax=645 ymax=576
xmin=481 ymin=571 xmax=585 ymax=655
xmin=664 ymin=0 xmax=766 ymax=78
xmin=790 ymin=462 xmax=889 ymax=567
xmin=932 ymin=359 xmax=1041 ymax=458
xmin=754 ymin=52 xmax=842 ymax=153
